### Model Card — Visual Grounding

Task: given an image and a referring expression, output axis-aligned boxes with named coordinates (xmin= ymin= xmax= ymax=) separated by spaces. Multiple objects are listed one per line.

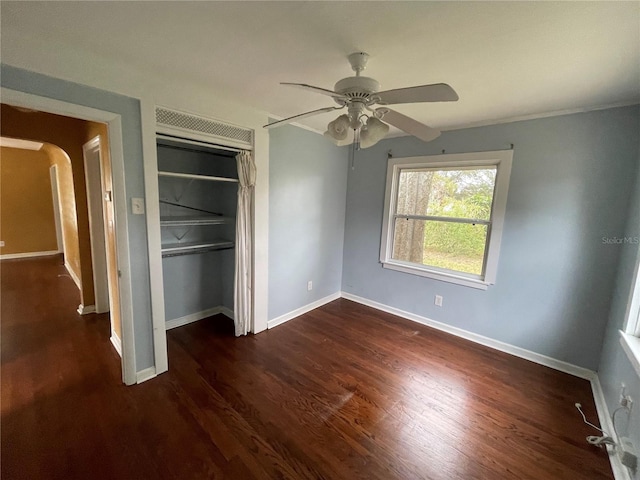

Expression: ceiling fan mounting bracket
xmin=348 ymin=52 xmax=370 ymax=75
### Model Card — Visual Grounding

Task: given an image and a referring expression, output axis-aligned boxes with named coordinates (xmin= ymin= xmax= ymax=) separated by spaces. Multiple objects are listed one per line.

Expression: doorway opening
xmin=0 ymin=94 xmax=134 ymax=385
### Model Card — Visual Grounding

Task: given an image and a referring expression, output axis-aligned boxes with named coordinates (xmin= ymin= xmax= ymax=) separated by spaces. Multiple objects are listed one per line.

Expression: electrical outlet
xmin=618 ymin=437 xmax=638 ymax=472
xmin=435 ymin=295 xmax=443 ymax=307
xmin=0 ymin=240 xmax=4 ymax=247
xmin=620 ymin=383 xmax=633 ymax=410
xmin=307 ymin=281 xmax=312 ymax=291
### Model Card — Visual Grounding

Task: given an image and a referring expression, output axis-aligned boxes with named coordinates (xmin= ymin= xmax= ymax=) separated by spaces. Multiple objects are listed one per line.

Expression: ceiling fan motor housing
xmin=333 ymin=76 xmax=381 ymax=105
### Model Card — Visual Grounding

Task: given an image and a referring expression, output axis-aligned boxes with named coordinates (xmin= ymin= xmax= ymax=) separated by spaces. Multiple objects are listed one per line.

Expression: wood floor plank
xmin=1 ymin=256 xmax=613 ymax=479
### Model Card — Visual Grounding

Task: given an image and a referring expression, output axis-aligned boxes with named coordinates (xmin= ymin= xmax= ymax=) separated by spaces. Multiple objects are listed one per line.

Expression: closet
xmin=156 ymin=136 xmax=238 ymax=328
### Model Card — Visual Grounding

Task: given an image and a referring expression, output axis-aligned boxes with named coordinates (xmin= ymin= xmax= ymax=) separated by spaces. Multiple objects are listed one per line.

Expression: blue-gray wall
xmin=1 ymin=64 xmax=155 ymax=370
xmin=342 ymin=106 xmax=640 ymax=370
xmin=598 ymin=136 xmax=640 ymax=477
xmin=269 ymin=124 xmax=348 ymax=319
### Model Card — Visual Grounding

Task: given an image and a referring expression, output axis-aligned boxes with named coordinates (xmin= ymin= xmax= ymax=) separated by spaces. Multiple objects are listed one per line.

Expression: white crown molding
xmin=439 ymin=100 xmax=640 ymax=133
xmin=269 ymin=100 xmax=640 ymax=140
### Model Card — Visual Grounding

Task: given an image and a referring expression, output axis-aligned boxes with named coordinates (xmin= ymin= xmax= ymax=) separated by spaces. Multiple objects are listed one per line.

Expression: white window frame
xmin=380 ymin=150 xmax=513 ymax=290
xmin=620 ymin=246 xmax=640 ymax=377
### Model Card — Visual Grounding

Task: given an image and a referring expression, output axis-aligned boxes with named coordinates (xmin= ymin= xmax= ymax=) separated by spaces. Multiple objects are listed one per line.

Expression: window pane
xmin=392 ymin=218 xmax=488 ymax=276
xmin=396 ymin=167 xmax=496 ymax=221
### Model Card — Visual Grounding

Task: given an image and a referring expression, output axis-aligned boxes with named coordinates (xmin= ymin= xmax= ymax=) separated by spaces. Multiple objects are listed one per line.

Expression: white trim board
xmin=267 ymin=292 xmax=342 ymax=330
xmin=340 ymin=291 xmax=596 ymax=381
xmin=110 ymin=334 xmax=123 ymax=357
xmin=65 ymin=262 xmax=82 ymax=290
xmin=0 ymin=250 xmax=60 ymax=260
xmin=136 ymin=366 xmax=157 ymax=384
xmin=77 ymin=304 xmax=96 ymax=315
xmin=590 ymin=376 xmax=633 ymax=480
xmin=165 ymin=306 xmax=234 ymax=331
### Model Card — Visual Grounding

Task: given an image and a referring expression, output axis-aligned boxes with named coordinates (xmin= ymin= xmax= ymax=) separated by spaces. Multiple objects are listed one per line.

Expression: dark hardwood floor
xmin=1 ymin=256 xmax=613 ymax=479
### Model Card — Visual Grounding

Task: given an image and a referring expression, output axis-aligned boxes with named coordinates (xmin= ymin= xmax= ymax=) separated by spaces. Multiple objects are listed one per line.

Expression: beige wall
xmin=0 ymin=147 xmax=58 ymax=255
xmin=1 ymin=104 xmax=95 ymax=307
xmin=42 ymin=144 xmax=82 ymax=283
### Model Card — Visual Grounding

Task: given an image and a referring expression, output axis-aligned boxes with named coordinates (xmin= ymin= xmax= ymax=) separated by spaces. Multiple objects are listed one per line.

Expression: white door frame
xmin=2 ymin=87 xmax=137 ymax=385
xmin=49 ymin=165 xmax=64 ymax=253
xmin=82 ymin=136 xmax=109 ymax=314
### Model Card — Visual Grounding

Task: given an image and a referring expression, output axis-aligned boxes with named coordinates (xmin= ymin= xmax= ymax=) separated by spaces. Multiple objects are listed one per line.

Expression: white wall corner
xmin=267 ymin=292 xmax=342 ymax=330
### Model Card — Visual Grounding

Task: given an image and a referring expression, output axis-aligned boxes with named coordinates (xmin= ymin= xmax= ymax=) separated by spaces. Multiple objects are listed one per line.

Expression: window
xmin=380 ymin=150 xmax=513 ymax=289
xmin=621 ymin=256 xmax=640 ymax=377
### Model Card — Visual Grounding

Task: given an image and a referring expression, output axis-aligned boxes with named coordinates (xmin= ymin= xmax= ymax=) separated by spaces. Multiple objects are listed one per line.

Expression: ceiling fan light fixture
xmin=359 ymin=116 xmax=389 ymax=148
xmin=326 ymin=114 xmax=350 ymax=141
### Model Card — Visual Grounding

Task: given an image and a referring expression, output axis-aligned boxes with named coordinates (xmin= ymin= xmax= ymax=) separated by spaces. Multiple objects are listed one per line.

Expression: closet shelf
xmin=160 ymin=215 xmax=234 ymax=227
xmin=161 ymin=239 xmax=234 ymax=257
xmin=158 ymin=171 xmax=239 ymax=183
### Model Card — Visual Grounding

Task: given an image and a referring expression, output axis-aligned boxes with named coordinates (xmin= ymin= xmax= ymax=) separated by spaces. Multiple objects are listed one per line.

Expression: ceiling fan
xmin=263 ymin=52 xmax=459 ymax=148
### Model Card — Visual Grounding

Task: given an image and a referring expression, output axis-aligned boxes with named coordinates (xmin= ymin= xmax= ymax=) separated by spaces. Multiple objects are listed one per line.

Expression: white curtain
xmin=234 ymin=150 xmax=256 ymax=336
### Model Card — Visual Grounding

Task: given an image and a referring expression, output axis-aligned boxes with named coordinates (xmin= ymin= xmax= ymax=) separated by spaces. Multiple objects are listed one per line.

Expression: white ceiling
xmin=1 ymin=1 xmax=639 ymax=136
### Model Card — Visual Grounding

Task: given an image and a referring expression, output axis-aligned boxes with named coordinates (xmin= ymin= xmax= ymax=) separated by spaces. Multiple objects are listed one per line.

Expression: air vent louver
xmin=156 ymin=107 xmax=252 ymax=146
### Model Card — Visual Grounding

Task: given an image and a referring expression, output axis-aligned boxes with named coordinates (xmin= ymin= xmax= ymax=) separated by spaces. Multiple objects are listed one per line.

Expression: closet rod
xmin=156 ymin=133 xmax=244 ymax=154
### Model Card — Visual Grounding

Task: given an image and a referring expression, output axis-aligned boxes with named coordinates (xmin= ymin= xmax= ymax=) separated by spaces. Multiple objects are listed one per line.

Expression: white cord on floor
xmin=575 ymin=403 xmax=605 ymax=433
xmin=575 ymin=402 xmax=632 ymax=450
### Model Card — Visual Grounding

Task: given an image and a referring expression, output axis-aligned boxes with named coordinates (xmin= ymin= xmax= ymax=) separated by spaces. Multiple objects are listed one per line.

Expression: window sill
xmin=620 ymin=331 xmax=640 ymax=378
xmin=382 ymin=261 xmax=490 ymax=290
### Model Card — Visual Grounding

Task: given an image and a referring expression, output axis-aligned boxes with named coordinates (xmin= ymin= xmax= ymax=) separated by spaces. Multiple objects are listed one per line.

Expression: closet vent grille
xmin=156 ymin=107 xmax=253 ymax=146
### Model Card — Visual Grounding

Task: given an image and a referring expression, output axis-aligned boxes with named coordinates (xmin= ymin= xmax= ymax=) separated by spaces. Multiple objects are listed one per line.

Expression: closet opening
xmin=156 ymin=135 xmax=240 ymax=334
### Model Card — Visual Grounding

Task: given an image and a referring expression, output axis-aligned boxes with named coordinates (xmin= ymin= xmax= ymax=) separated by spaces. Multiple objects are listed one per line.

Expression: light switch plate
xmin=131 ymin=197 xmax=145 ymax=215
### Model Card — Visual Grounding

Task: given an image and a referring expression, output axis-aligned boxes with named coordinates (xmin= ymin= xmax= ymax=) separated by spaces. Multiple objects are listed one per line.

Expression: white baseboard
xmin=341 ymin=291 xmax=596 ymax=381
xmin=267 ymin=292 xmax=342 ymax=329
xmin=136 ymin=366 xmax=157 ymax=384
xmin=591 ymin=375 xmax=633 ymax=480
xmin=65 ymin=261 xmax=82 ymax=290
xmin=219 ymin=306 xmax=234 ymax=320
xmin=166 ymin=305 xmax=232 ymax=330
xmin=0 ymin=249 xmax=60 ymax=260
xmin=77 ymin=304 xmax=96 ymax=315
xmin=110 ymin=334 xmax=122 ymax=357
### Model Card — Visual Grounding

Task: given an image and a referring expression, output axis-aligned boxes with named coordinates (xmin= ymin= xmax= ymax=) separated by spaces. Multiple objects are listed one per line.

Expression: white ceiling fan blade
xmin=378 ymin=108 xmax=441 ymax=143
xmin=263 ymin=106 xmax=342 ymax=129
xmin=281 ymin=82 xmax=347 ymax=100
xmin=376 ymin=83 xmax=458 ymax=105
